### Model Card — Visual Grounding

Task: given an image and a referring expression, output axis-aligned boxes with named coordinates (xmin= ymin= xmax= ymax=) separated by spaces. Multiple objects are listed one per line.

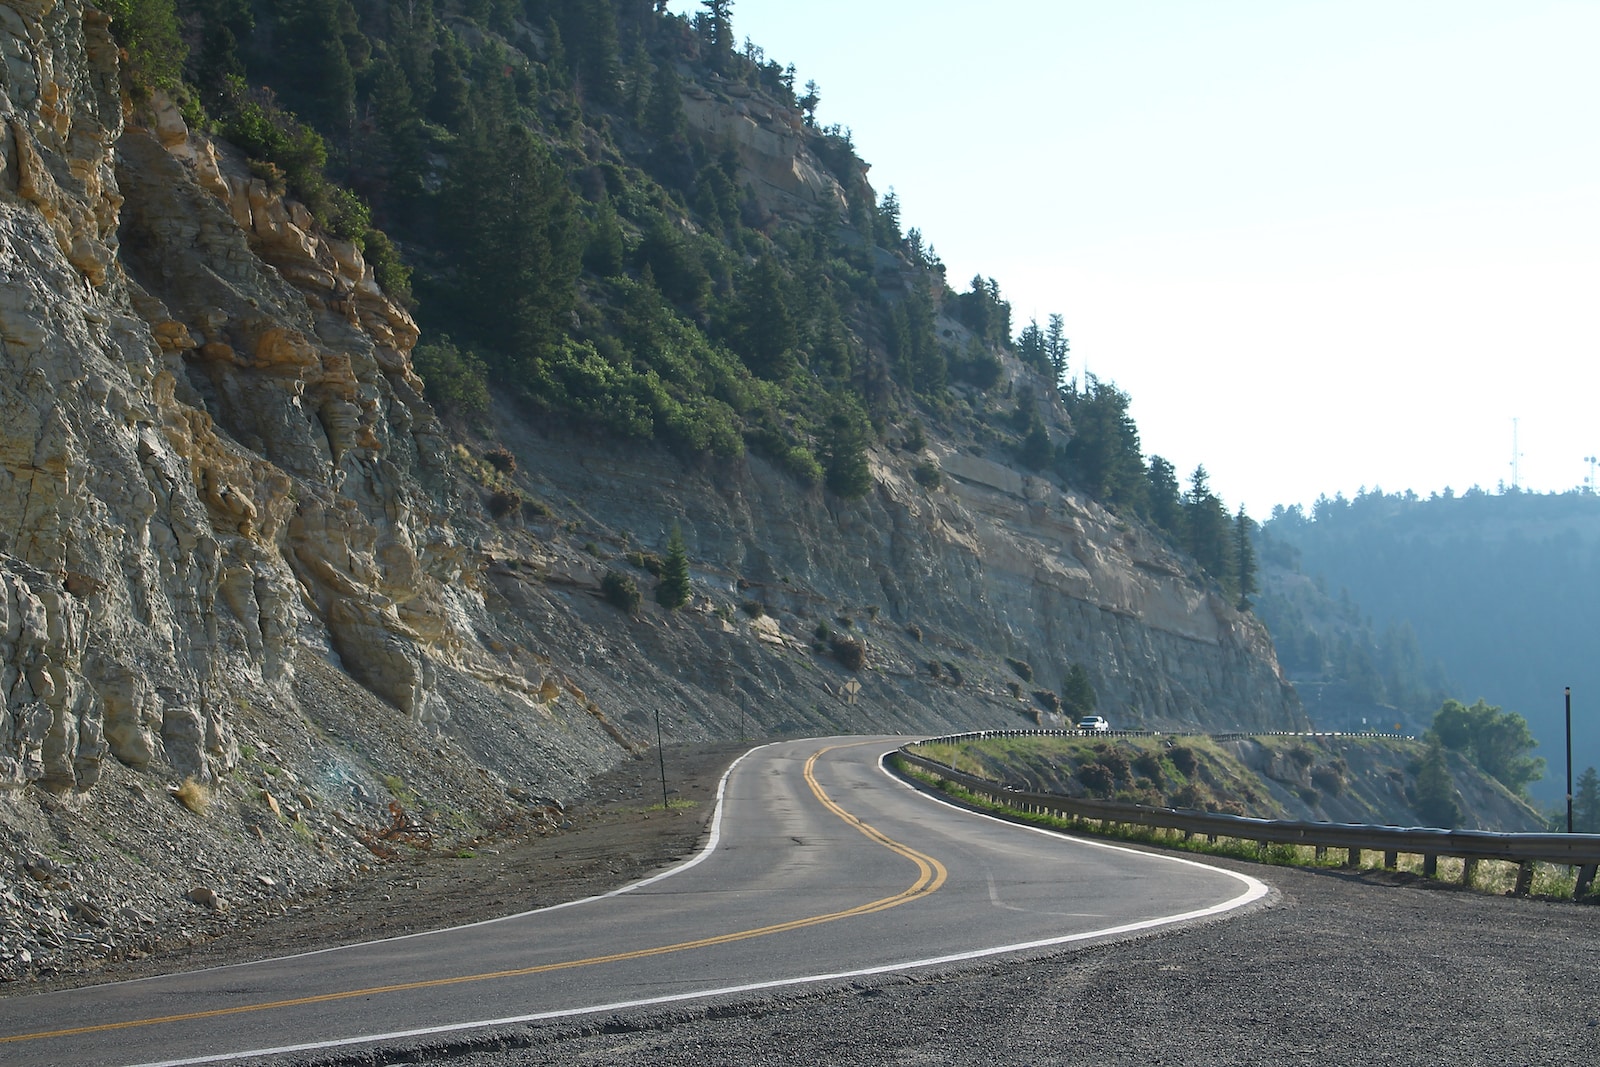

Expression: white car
xmin=1075 ymin=715 xmax=1110 ymax=733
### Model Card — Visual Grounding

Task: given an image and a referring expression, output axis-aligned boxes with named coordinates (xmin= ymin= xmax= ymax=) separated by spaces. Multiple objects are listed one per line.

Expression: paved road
xmin=0 ymin=737 xmax=1265 ymax=1066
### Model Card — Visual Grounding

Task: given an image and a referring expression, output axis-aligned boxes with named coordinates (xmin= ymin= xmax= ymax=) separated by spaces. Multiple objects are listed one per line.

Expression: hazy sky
xmin=670 ymin=1 xmax=1600 ymax=516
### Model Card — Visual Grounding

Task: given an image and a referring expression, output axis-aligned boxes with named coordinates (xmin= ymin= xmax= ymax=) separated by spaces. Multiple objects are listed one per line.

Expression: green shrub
xmin=626 ymin=550 xmax=665 ymax=576
xmin=740 ymin=600 xmax=765 ymax=618
xmin=830 ymin=634 xmax=865 ymax=671
xmin=1310 ymin=764 xmax=1346 ymax=796
xmin=413 ymin=338 xmax=491 ymax=418
xmin=601 ymin=570 xmax=641 ymax=613
xmin=913 ymin=460 xmax=942 ymax=489
xmin=1077 ymin=763 xmax=1114 ymax=796
xmin=487 ymin=489 xmax=521 ymax=519
xmin=1132 ymin=751 xmax=1165 ymax=784
xmin=102 ymin=0 xmax=185 ymax=93
xmin=1169 ymin=746 xmax=1199 ymax=778
xmin=1095 ymin=746 xmax=1133 ymax=783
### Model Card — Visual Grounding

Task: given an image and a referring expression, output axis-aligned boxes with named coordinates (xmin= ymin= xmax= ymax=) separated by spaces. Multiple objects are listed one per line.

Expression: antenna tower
xmin=1509 ymin=418 xmax=1521 ymax=491
xmin=1586 ymin=455 xmax=1597 ymax=494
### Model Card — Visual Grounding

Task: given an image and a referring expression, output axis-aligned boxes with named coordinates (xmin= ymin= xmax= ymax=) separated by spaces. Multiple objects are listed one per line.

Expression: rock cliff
xmin=0 ymin=0 xmax=1299 ymax=982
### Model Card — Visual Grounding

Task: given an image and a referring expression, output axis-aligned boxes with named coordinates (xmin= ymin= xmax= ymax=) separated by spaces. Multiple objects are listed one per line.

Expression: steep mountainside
xmin=0 ymin=0 xmax=1298 ymax=981
xmin=1262 ymin=490 xmax=1600 ymax=800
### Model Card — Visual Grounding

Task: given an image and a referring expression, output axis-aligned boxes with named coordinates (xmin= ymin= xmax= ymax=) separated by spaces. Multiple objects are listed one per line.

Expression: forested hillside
xmin=107 ymin=0 xmax=1260 ymax=585
xmin=1260 ymin=487 xmax=1600 ymax=802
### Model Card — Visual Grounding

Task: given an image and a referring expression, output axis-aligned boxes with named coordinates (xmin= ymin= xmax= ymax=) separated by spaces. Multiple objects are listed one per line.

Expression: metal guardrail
xmin=927 ymin=727 xmax=1419 ymax=743
xmin=895 ymin=735 xmax=1600 ymax=899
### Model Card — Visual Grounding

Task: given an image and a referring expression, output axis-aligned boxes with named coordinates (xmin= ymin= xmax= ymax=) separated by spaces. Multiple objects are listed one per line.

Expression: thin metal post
xmin=656 ymin=707 xmax=669 ymax=813
xmin=1566 ymin=686 xmax=1574 ymax=835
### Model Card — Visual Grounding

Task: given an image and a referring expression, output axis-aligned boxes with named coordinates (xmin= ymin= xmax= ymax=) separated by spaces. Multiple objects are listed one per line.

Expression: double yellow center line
xmin=5 ymin=743 xmax=947 ymax=1045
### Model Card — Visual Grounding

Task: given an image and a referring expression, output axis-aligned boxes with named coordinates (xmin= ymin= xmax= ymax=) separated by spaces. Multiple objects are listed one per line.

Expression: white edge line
xmin=124 ymin=738 xmax=1269 ymax=1067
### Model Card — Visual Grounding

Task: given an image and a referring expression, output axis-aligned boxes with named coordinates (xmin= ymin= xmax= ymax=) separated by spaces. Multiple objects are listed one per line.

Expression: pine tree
xmin=728 ymin=255 xmax=796 ymax=378
xmin=1575 ymin=766 xmax=1600 ymax=833
xmin=1062 ymin=664 xmax=1097 ymax=718
xmin=1146 ymin=456 xmax=1184 ymax=541
xmin=877 ymin=188 xmax=902 ymax=248
xmin=1183 ymin=465 xmax=1232 ymax=582
xmin=698 ymin=0 xmax=734 ymax=70
xmin=1017 ymin=318 xmax=1045 ymax=370
xmin=821 ymin=396 xmax=872 ymax=499
xmin=656 ymin=524 xmax=691 ymax=609
xmin=798 ymin=79 xmax=820 ymax=126
xmin=1019 ymin=412 xmax=1053 ymax=471
xmin=428 ymin=46 xmax=473 ymax=130
xmin=442 ymin=123 xmax=581 ymax=373
xmin=1413 ymin=738 xmax=1460 ymax=827
xmin=275 ymin=0 xmax=357 ymax=132
xmin=1046 ymin=313 xmax=1069 ymax=389
xmin=1234 ymin=505 xmax=1258 ymax=611
xmin=646 ymin=59 xmax=688 ymax=140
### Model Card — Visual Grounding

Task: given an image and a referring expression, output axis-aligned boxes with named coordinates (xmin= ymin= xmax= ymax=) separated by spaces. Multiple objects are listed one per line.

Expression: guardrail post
xmin=1383 ymin=850 xmax=1398 ymax=870
xmin=1576 ymin=864 xmax=1597 ymax=899
xmin=1461 ymin=857 xmax=1478 ymax=886
xmin=1513 ymin=862 xmax=1535 ymax=897
xmin=1423 ymin=854 xmax=1438 ymax=878
xmin=1343 ymin=847 xmax=1361 ymax=868
xmin=1314 ymin=845 xmax=1326 ymax=861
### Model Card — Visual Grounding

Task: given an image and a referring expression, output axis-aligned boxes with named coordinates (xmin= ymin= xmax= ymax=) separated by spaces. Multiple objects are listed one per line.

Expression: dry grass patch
xmin=169 ymin=777 xmax=210 ymax=816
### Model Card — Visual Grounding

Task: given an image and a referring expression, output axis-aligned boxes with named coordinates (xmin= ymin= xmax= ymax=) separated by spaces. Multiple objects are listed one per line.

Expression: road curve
xmin=0 ymin=737 xmax=1266 ymax=1066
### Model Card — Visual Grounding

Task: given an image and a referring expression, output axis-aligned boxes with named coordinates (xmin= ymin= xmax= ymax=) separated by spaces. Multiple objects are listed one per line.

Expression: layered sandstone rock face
xmin=0 ymin=0 xmax=467 ymax=797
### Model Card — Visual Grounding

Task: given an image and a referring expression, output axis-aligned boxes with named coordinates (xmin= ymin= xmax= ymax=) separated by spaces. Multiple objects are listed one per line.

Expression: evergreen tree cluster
xmin=110 ymin=0 xmax=1257 ymax=585
xmin=1428 ymin=697 xmax=1545 ymax=798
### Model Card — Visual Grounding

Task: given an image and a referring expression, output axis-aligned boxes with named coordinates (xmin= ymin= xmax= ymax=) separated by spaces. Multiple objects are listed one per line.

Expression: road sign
xmin=841 ymin=680 xmax=861 ymax=705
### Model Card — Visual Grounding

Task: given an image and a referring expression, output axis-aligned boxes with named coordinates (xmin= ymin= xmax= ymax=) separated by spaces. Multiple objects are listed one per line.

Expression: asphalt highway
xmin=0 ymin=737 xmax=1266 ymax=1066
